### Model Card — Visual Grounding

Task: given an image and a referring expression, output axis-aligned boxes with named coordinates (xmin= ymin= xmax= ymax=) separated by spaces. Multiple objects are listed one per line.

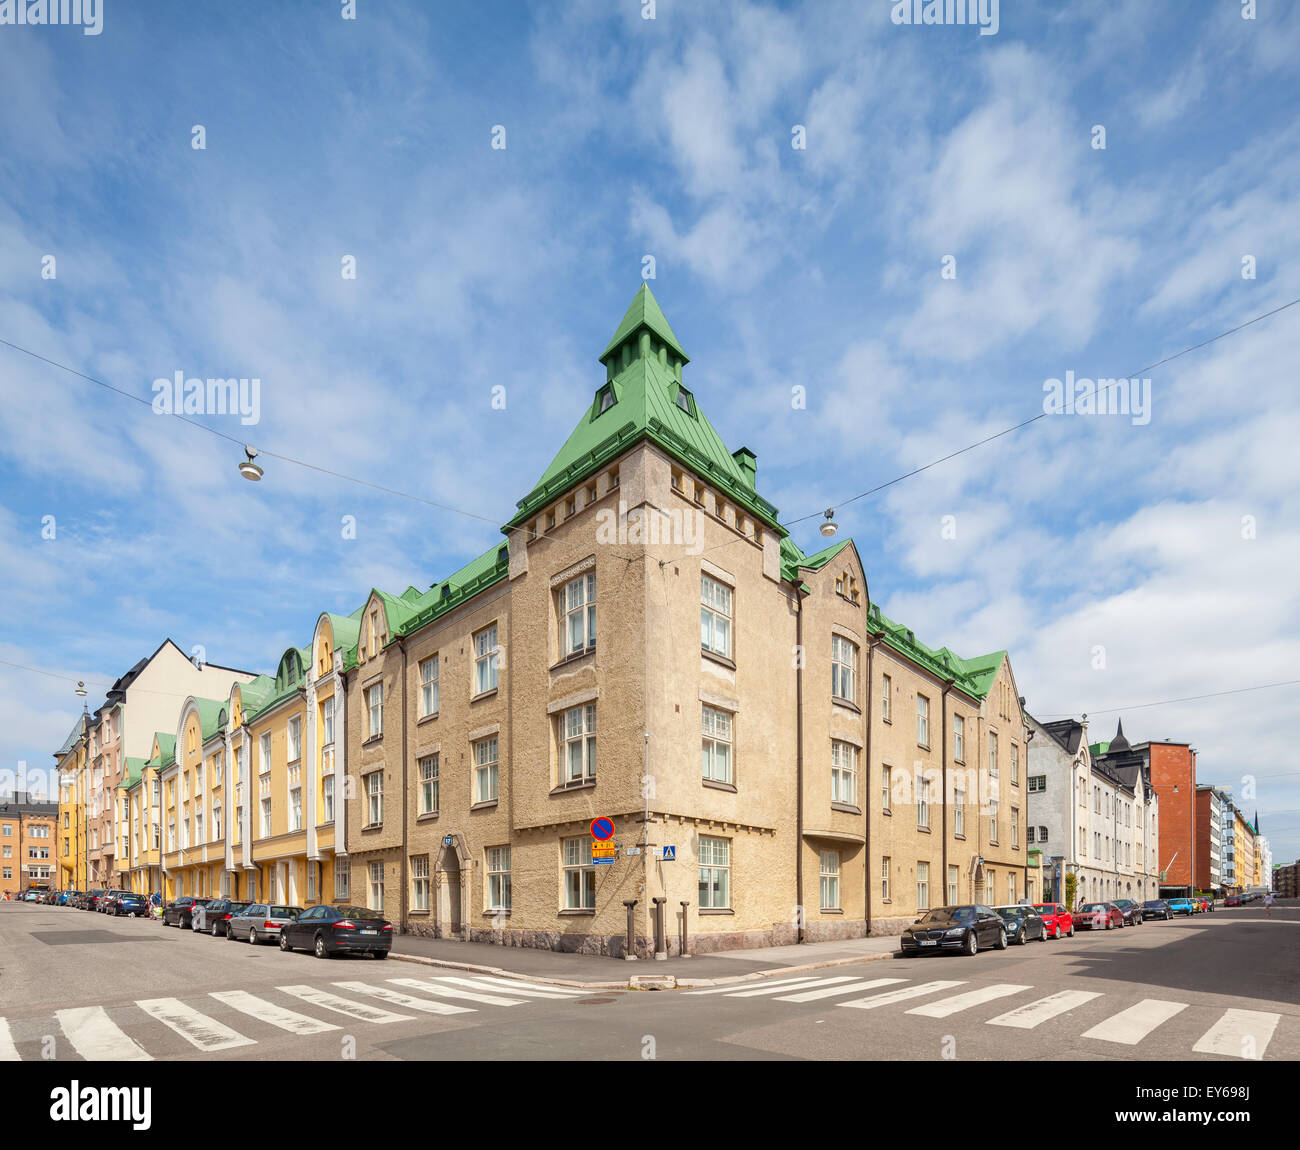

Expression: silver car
xmin=226 ymin=903 xmax=303 ymax=945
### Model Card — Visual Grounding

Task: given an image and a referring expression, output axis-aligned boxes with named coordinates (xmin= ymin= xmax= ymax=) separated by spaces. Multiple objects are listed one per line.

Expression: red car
xmin=1075 ymin=902 xmax=1124 ymax=930
xmin=1031 ymin=903 xmax=1075 ymax=939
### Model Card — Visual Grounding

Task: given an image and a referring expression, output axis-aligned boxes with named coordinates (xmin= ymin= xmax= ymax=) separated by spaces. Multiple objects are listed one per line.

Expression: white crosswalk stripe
xmin=137 ymin=998 xmax=256 ymax=1051
xmin=0 ymin=1019 xmax=19 ymax=1062
xmin=987 ymin=990 xmax=1102 ymax=1029
xmin=726 ymin=975 xmax=862 ymax=998
xmin=1192 ymin=1009 xmax=1280 ymax=1060
xmin=840 ymin=980 xmax=966 ymax=1011
xmin=390 ymin=977 xmax=528 ymax=1007
xmin=56 ymin=1006 xmax=152 ymax=1061
xmin=334 ymin=982 xmax=475 ymax=1016
xmin=277 ymin=985 xmax=414 ymax=1023
xmin=685 ymin=976 xmax=829 ymax=996
xmin=209 ymin=990 xmax=341 ymax=1035
xmin=1082 ymin=999 xmax=1187 ymax=1045
xmin=907 ymin=983 xmax=1031 ymax=1018
xmin=776 ymin=978 xmax=907 ymax=1003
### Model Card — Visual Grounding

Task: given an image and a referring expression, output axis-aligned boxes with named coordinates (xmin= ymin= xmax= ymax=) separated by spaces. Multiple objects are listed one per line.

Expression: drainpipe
xmin=941 ymin=684 xmax=950 ymax=909
xmin=795 ymin=585 xmax=805 ymax=943
xmin=863 ymin=634 xmax=877 ymax=935
xmin=1024 ymin=721 xmax=1034 ymax=900
xmin=399 ymin=636 xmax=409 ymax=931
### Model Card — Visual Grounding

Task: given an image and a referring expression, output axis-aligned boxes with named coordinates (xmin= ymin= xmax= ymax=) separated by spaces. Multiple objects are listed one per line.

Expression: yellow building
xmin=55 ymin=712 xmax=90 ymax=891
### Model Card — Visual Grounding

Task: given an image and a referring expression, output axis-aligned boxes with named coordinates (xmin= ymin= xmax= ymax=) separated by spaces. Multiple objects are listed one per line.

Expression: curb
xmin=388 ymin=946 xmax=899 ymax=990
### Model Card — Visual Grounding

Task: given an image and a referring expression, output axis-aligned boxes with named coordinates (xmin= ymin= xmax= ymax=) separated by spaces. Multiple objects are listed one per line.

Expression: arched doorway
xmin=972 ymin=860 xmax=986 ymax=905
xmin=436 ymin=839 xmax=465 ymax=939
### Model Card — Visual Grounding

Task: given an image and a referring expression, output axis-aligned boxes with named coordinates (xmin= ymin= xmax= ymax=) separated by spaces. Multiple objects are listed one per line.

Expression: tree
xmin=1065 ymin=872 xmax=1078 ymax=909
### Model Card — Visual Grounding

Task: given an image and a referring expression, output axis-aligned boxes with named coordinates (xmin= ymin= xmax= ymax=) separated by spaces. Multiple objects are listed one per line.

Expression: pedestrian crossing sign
xmin=660 ymin=846 xmax=676 ymax=861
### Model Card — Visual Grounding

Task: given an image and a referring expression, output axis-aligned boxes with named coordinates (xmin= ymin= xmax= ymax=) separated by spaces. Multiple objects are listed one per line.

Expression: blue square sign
xmin=661 ymin=845 xmax=676 ymax=861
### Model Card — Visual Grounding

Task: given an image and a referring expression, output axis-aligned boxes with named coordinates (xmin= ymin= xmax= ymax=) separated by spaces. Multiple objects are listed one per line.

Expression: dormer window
xmin=597 ymin=385 xmax=616 ymax=415
xmin=675 ymin=386 xmax=694 ymax=415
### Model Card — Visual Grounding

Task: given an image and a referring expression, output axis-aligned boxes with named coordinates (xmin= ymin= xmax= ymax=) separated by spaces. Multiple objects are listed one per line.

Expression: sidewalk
xmin=389 ymin=933 xmax=903 ymax=989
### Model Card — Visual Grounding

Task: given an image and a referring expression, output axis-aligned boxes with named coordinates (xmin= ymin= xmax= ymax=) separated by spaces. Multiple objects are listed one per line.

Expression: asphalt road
xmin=1 ymin=901 xmax=1296 ymax=1062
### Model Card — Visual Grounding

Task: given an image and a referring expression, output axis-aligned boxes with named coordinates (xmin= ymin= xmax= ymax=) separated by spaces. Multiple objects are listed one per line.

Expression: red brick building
xmin=1148 ymin=741 xmax=1197 ymax=894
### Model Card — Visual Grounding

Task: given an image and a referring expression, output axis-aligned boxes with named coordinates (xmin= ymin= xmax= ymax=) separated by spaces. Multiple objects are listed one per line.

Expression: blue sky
xmin=2 ymin=0 xmax=1298 ymax=863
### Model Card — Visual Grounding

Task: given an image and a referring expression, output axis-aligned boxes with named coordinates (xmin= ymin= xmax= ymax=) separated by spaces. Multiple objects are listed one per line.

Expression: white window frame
xmin=881 ymin=674 xmax=891 ymax=721
xmin=563 ymin=706 xmax=598 ymax=784
xmin=474 ymin=737 xmax=499 ymax=804
xmin=474 ymin=625 xmax=500 ymax=695
xmin=419 ymin=754 xmax=439 ymax=815
xmin=322 ymin=696 xmax=335 ymax=746
xmin=947 ymin=864 xmax=959 ymax=905
xmin=368 ymin=861 xmax=384 ymax=912
xmin=831 ymin=635 xmax=857 ymax=704
xmin=419 ymin=656 xmax=439 ymax=718
xmin=335 ymin=866 xmax=350 ymax=899
xmin=367 ymin=681 xmax=384 ymax=739
xmin=367 ymin=771 xmax=384 ymax=826
xmin=259 ymin=732 xmax=272 ymax=775
xmin=953 ymin=714 xmax=964 ymax=761
xmin=917 ymin=694 xmax=929 ymax=746
xmin=562 ymin=836 xmax=596 ymax=910
xmin=698 ymin=836 xmax=731 ymax=909
xmin=701 ymin=705 xmax=733 ymax=784
xmin=289 ymin=786 xmax=302 ymax=833
xmin=561 ymin=574 xmax=597 ymax=656
xmin=917 ymin=773 xmax=930 ymax=829
xmin=954 ymin=784 xmax=965 ymax=837
xmin=881 ymin=764 xmax=892 ymax=812
xmin=411 ymin=855 xmax=430 ymax=912
xmin=831 ymin=740 xmax=856 ymax=805
xmin=819 ymin=850 xmax=840 ymax=910
xmin=487 ymin=846 xmax=511 ymax=911
xmin=917 ymin=861 xmax=930 ymax=910
xmin=260 ymin=796 xmax=272 ymax=838
xmin=1010 ymin=742 xmax=1019 ymax=785
xmin=322 ymin=774 xmax=335 ymax=823
xmin=988 ymin=731 xmax=998 ymax=779
xmin=700 ymin=574 xmax=732 ymax=658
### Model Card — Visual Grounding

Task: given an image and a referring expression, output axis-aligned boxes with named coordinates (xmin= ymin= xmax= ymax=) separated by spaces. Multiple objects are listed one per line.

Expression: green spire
xmin=599 ymin=282 xmax=689 ymax=366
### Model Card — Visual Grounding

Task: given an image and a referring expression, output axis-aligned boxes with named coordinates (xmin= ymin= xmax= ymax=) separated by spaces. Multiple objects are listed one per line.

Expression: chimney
xmin=732 ymin=447 xmax=757 ymax=488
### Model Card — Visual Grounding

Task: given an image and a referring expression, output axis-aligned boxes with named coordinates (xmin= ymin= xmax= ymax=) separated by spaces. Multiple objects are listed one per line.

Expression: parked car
xmin=899 ymin=905 xmax=1008 ymax=957
xmin=107 ymin=892 xmax=148 ymax=917
xmin=1167 ymin=898 xmax=1196 ymax=916
xmin=280 ymin=905 xmax=394 ymax=959
xmin=193 ymin=898 xmax=251 ymax=936
xmin=1199 ymin=896 xmax=1214 ymax=912
xmin=1075 ymin=902 xmax=1124 ymax=930
xmin=162 ymin=896 xmax=211 ymax=928
xmin=996 ymin=905 xmax=1048 ymax=944
xmin=22 ymin=890 xmax=41 ymax=901
xmin=227 ymin=903 xmax=303 ymax=945
xmin=84 ymin=889 xmax=109 ymax=911
xmin=55 ymin=890 xmax=75 ymax=906
xmin=1113 ymin=899 xmax=1144 ymax=926
xmin=1141 ymin=899 xmax=1172 ymax=920
xmin=99 ymin=889 xmax=131 ymax=913
xmin=1031 ymin=903 xmax=1074 ymax=939
xmin=1224 ymin=894 xmax=1242 ymax=907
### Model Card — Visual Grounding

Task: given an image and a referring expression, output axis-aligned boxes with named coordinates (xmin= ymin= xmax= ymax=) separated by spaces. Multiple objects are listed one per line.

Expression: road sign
xmin=661 ymin=845 xmax=676 ymax=862
xmin=592 ymin=839 xmax=616 ymax=864
xmin=624 ymin=847 xmax=641 ymax=856
xmin=444 ymin=836 xmax=455 ymax=846
xmin=590 ymin=817 xmax=615 ymax=841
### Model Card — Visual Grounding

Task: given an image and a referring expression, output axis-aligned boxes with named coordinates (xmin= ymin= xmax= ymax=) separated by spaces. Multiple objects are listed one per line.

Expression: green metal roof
xmin=193 ymin=697 xmax=226 ymax=741
xmin=399 ymin=543 xmax=511 ymax=637
xmin=781 ymin=537 xmax=850 ymax=583
xmin=508 ymin=285 xmax=782 ymax=534
xmin=117 ymin=757 xmax=146 ymax=790
xmin=146 ymin=732 xmax=175 ymax=770
xmin=866 ymin=602 xmax=1000 ymax=702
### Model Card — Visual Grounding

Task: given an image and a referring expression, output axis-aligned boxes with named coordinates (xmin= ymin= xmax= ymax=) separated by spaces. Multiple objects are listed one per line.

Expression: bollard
xmin=679 ymin=900 xmax=691 ymax=958
xmin=652 ymin=896 xmax=667 ymax=961
xmin=622 ymin=898 xmax=639 ymax=961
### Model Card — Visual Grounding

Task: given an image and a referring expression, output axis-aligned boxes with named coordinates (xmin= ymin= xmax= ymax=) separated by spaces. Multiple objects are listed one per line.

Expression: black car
xmin=162 ymin=896 xmax=211 ymax=928
xmin=108 ymin=892 xmax=147 ymax=917
xmin=995 ymin=905 xmax=1049 ymax=944
xmin=194 ymin=898 xmax=252 ymax=936
xmin=280 ymin=905 xmax=394 ymax=959
xmin=899 ymin=905 xmax=1008 ymax=957
xmin=1141 ymin=899 xmax=1172 ymax=920
xmin=84 ymin=889 xmax=109 ymax=912
xmin=1113 ymin=899 xmax=1144 ymax=926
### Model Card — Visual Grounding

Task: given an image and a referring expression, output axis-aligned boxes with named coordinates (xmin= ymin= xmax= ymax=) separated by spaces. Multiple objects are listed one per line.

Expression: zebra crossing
xmin=0 ymin=974 xmax=589 ymax=1061
xmin=684 ymin=974 xmax=1283 ymax=1058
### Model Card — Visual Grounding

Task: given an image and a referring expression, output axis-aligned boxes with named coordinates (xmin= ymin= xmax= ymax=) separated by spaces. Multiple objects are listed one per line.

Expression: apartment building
xmin=0 ymin=793 xmax=59 ymax=897
xmin=1195 ymin=785 xmax=1224 ymax=893
xmin=55 ymin=712 xmax=90 ymax=891
xmin=1027 ymin=716 xmax=1161 ymax=906
xmin=340 ymin=284 xmax=1028 ymax=954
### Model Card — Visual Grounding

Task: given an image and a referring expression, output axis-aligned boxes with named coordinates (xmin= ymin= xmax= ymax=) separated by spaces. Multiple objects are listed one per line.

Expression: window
xmin=947 ymin=864 xmax=959 ymax=904
xmin=831 ymin=635 xmax=857 ymax=703
xmin=1008 ymin=874 xmax=1016 ymax=904
xmin=1011 ymin=808 xmax=1019 ymax=848
xmin=335 ymin=867 xmax=350 ymax=900
xmin=598 ymin=385 xmax=615 ymax=414
xmin=988 ymin=732 xmax=998 ymax=778
xmin=917 ymin=773 xmax=930 ymax=829
xmin=954 ymin=783 xmax=965 ymax=836
xmin=260 ymin=797 xmax=272 ymax=838
xmin=819 ymin=851 xmax=840 ymax=910
xmin=881 ymin=856 xmax=891 ymax=901
xmin=230 ymin=808 xmax=239 ymax=847
xmin=474 ymin=625 xmax=500 ymax=694
xmin=323 ymin=774 xmax=335 ymax=823
xmin=1094 ymin=831 xmax=1101 ymax=856
xmin=322 ymin=696 xmax=335 ymax=745
xmin=1093 ymin=785 xmax=1101 ymax=814
xmin=419 ymin=656 xmax=439 ymax=717
xmin=1010 ymin=743 xmax=1019 ymax=785
xmin=675 ymin=385 xmax=693 ymax=413
xmin=368 ymin=861 xmax=384 ymax=911
xmin=168 ymin=819 xmax=176 ymax=851
xmin=701 ymin=706 xmax=732 ymax=784
xmin=1 ymin=825 xmax=8 ymax=836
xmin=1079 ymin=827 xmax=1086 ymax=855
xmin=700 ymin=574 xmax=732 ymax=658
xmin=917 ymin=694 xmax=929 ymax=746
xmin=831 ymin=741 xmax=857 ymax=805
xmin=953 ymin=714 xmax=964 ymax=761
xmin=182 ymin=772 xmax=189 ymax=799
xmin=562 ymin=574 xmax=597 ymax=655
xmin=283 ymin=716 xmax=300 ymax=764
xmin=367 ymin=772 xmax=384 ymax=825
xmin=881 ymin=674 xmax=892 ymax=721
xmin=1027 ymin=826 xmax=1035 ymax=843
xmin=289 ymin=786 xmax=302 ymax=832
xmin=260 ymin=732 xmax=272 ymax=774
xmin=487 ymin=846 xmax=511 ymax=910
xmin=917 ymin=861 xmax=930 ymax=910
xmin=989 ymin=799 xmax=999 ymax=843
xmin=563 ymin=837 xmax=596 ymax=909
xmin=1 ymin=844 xmax=9 ymax=857
xmin=564 ymin=706 xmax=598 ymax=784
xmin=419 ymin=755 xmax=439 ymax=815
xmin=698 ymin=836 xmax=730 ymax=909
xmin=367 ymin=682 xmax=384 ymax=739
xmin=182 ymin=818 xmax=190 ymax=849
xmin=1028 ymin=775 xmax=1046 ymax=793
xmin=306 ymin=866 xmax=317 ymax=904
xmin=881 ymin=764 xmax=892 ymax=812
xmin=212 ymin=805 xmax=222 ymax=841
xmin=411 ymin=856 xmax=430 ymax=912
xmin=474 ymin=737 xmax=499 ymax=803
xmin=1 ymin=868 xmax=8 ymax=879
